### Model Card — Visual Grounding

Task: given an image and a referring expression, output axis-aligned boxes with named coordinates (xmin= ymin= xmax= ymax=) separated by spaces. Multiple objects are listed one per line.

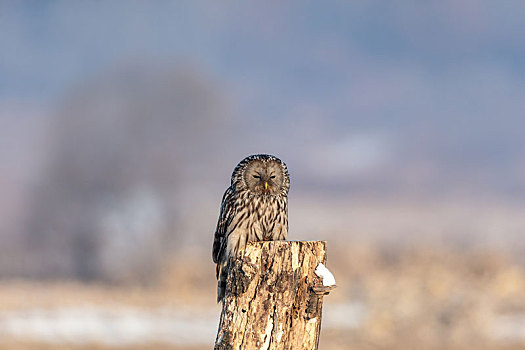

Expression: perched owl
xmin=212 ymin=154 xmax=290 ymax=302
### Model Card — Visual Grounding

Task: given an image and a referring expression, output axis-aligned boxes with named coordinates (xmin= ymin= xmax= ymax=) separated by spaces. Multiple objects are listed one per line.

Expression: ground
xmin=0 ymin=242 xmax=524 ymax=349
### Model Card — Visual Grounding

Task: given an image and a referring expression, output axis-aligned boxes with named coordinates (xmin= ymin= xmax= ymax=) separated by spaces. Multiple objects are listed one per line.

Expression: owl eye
xmin=253 ymin=174 xmax=261 ymax=179
xmin=270 ymin=175 xmax=276 ymax=179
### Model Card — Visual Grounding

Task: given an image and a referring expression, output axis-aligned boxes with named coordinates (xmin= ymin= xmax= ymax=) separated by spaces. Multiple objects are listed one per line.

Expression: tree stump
xmin=214 ymin=240 xmax=335 ymax=350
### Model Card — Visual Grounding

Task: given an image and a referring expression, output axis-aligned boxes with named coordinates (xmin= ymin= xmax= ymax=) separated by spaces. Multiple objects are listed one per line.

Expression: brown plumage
xmin=212 ymin=154 xmax=290 ymax=302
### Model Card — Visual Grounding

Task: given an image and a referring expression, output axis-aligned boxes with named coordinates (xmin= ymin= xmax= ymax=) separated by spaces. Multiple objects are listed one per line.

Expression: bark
xmin=214 ymin=240 xmax=334 ymax=350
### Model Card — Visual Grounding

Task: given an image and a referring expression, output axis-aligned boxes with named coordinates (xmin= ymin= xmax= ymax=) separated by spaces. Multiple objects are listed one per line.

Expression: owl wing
xmin=212 ymin=186 xmax=235 ymax=265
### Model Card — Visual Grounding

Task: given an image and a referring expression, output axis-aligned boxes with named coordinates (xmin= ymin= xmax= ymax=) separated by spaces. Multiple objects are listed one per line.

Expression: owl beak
xmin=264 ymin=182 xmax=268 ymax=190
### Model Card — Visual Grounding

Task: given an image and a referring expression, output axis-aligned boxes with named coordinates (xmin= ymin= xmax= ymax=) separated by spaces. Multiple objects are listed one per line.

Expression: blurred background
xmin=2 ymin=1 xmax=525 ymax=349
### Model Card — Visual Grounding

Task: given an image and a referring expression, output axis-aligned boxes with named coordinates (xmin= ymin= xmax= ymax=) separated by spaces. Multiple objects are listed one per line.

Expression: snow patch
xmin=315 ymin=263 xmax=336 ymax=286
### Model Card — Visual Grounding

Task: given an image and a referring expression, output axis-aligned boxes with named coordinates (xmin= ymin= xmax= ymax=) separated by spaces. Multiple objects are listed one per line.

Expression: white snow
xmin=314 ymin=263 xmax=336 ymax=286
xmin=0 ymin=302 xmax=365 ymax=346
xmin=491 ymin=314 xmax=525 ymax=341
xmin=0 ymin=306 xmax=219 ymax=346
xmin=1 ymin=302 xmax=523 ymax=345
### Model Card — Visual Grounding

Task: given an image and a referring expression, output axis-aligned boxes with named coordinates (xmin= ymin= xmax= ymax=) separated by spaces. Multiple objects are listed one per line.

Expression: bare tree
xmin=23 ymin=62 xmax=234 ymax=282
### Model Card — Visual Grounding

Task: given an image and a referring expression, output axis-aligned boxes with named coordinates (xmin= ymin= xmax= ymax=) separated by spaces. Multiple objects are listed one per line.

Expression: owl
xmin=212 ymin=154 xmax=290 ymax=302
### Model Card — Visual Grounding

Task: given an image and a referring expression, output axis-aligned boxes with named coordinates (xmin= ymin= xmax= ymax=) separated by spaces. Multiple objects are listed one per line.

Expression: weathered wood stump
xmin=214 ymin=240 xmax=335 ymax=350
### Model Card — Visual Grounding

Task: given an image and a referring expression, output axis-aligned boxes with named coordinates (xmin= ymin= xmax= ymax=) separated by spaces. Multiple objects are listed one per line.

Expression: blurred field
xmin=1 ymin=243 xmax=525 ymax=350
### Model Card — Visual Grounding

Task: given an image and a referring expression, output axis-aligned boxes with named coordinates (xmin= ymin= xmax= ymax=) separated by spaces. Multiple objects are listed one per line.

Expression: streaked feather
xmin=212 ymin=154 xmax=289 ymax=302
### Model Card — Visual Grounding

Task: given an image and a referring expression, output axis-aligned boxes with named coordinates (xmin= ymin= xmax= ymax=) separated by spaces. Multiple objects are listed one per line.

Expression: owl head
xmin=231 ymin=154 xmax=290 ymax=196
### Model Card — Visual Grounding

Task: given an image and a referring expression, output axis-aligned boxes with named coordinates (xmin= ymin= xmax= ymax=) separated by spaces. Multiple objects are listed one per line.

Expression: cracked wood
xmin=214 ymin=241 xmax=331 ymax=350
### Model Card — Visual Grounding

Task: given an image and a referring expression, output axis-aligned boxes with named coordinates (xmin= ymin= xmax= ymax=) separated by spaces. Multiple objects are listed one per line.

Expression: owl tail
xmin=216 ymin=260 xmax=228 ymax=303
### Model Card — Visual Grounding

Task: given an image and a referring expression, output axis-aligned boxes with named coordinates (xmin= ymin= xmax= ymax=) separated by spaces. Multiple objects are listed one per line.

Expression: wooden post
xmin=214 ymin=240 xmax=335 ymax=350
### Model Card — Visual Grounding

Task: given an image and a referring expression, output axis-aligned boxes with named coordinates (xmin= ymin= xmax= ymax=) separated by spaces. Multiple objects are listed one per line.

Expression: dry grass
xmin=1 ymin=243 xmax=525 ymax=349
xmin=0 ymin=343 xmax=203 ymax=350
